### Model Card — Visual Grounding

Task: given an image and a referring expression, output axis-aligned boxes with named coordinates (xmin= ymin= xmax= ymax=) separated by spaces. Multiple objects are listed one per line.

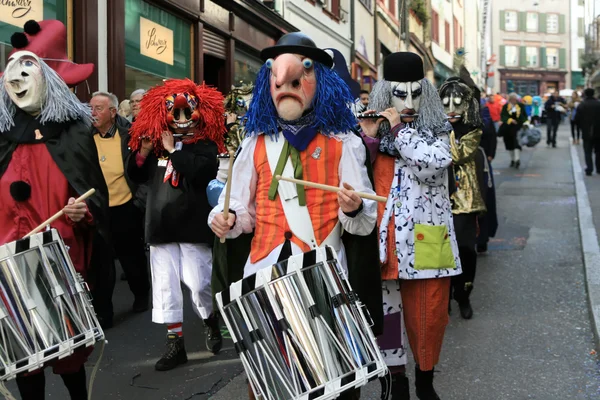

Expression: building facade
xmin=430 ymin=0 xmax=465 ymax=85
xmin=570 ymin=0 xmax=585 ymax=89
xmin=463 ymin=0 xmax=481 ymax=86
xmin=352 ymin=0 xmax=378 ymax=90
xmin=407 ymin=0 xmax=435 ymax=81
xmin=491 ymin=0 xmax=570 ymax=95
xmin=375 ymin=0 xmax=401 ymax=79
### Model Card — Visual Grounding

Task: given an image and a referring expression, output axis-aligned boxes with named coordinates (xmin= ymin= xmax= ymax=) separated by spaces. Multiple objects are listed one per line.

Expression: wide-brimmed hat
xmin=260 ymin=32 xmax=333 ymax=68
xmin=2 ymin=20 xmax=94 ymax=87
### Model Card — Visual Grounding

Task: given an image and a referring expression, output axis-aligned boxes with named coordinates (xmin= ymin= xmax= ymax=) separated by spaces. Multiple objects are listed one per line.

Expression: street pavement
xmin=5 ymin=124 xmax=600 ymax=399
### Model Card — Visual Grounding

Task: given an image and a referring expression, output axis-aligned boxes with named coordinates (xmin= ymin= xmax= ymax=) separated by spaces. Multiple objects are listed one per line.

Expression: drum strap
xmin=264 ymin=134 xmax=342 ymax=252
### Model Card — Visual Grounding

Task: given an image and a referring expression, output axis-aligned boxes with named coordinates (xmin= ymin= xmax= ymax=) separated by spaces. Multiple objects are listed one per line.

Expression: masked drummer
xmin=360 ymin=52 xmax=461 ymax=399
xmin=209 ymin=33 xmax=384 ymax=400
xmin=0 ymin=20 xmax=109 ymax=399
xmin=126 ymin=79 xmax=225 ymax=371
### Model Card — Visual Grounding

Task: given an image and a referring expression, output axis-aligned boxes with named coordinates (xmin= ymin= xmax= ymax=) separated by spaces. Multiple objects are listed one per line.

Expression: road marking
xmin=570 ymin=143 xmax=600 ymax=349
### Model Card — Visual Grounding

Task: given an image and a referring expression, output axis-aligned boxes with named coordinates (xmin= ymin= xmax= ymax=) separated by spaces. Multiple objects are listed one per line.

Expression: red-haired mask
xmin=165 ymin=92 xmax=200 ymax=136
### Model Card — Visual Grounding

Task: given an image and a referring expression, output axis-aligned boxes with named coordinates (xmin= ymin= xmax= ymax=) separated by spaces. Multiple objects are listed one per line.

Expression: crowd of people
xmin=2 ymin=18 xmax=589 ymax=400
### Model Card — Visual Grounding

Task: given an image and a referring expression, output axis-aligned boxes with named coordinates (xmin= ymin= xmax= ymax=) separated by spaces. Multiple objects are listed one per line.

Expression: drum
xmin=0 ymin=229 xmax=104 ymax=381
xmin=216 ymin=246 xmax=387 ymax=400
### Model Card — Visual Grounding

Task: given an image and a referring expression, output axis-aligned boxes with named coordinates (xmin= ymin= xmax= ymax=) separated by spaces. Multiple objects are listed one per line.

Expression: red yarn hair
xmin=129 ymin=79 xmax=226 ymax=154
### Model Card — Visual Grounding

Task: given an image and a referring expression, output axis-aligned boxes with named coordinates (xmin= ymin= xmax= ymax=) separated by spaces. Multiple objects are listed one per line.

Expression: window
xmin=445 ymin=21 xmax=450 ymax=52
xmin=505 ymin=46 xmax=518 ymax=67
xmin=388 ymin=0 xmax=396 ymax=17
xmin=547 ymin=14 xmax=558 ymax=33
xmin=359 ymin=0 xmax=372 ymax=11
xmin=454 ymin=17 xmax=459 ymax=49
xmin=432 ymin=11 xmax=440 ymax=43
xmin=526 ymin=47 xmax=538 ymax=67
xmin=505 ymin=11 xmax=518 ymax=31
xmin=234 ymin=50 xmax=262 ymax=84
xmin=526 ymin=12 xmax=538 ymax=32
xmin=546 ymin=48 xmax=558 ymax=68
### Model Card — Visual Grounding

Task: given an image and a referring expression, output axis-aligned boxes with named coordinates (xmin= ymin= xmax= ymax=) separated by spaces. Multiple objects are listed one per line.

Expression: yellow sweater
xmin=94 ymin=130 xmax=132 ymax=207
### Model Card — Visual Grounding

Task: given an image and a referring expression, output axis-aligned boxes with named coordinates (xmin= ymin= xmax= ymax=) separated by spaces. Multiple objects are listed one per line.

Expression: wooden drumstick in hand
xmin=24 ymin=189 xmax=96 ymax=238
xmin=275 ymin=176 xmax=387 ymax=203
xmin=220 ymin=151 xmax=236 ymax=244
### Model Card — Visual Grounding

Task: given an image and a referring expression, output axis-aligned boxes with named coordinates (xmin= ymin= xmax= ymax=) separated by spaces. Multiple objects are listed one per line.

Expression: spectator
xmin=531 ymin=96 xmax=543 ymax=125
xmin=130 ymin=89 xmax=146 ymax=122
xmin=544 ymin=91 xmax=566 ymax=148
xmin=499 ymin=93 xmax=527 ymax=168
xmin=90 ymin=92 xmax=150 ymax=328
xmin=568 ymin=92 xmax=582 ymax=145
xmin=118 ymin=99 xmax=131 ymax=120
xmin=575 ymin=88 xmax=600 ymax=176
xmin=359 ymin=89 xmax=369 ymax=107
xmin=487 ymin=93 xmax=502 ymax=131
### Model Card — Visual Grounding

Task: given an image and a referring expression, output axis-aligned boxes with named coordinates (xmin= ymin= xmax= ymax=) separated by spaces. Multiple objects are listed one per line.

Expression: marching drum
xmin=216 ymin=246 xmax=387 ymax=400
xmin=0 ymin=229 xmax=104 ymax=381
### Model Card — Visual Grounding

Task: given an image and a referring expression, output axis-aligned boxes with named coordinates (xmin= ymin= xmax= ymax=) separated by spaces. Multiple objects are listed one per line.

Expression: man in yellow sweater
xmin=90 ymin=91 xmax=149 ymax=328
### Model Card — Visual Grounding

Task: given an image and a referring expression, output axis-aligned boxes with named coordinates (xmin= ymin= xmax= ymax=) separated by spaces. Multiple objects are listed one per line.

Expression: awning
xmin=434 ymin=62 xmax=454 ymax=86
xmin=571 ymin=71 xmax=585 ymax=88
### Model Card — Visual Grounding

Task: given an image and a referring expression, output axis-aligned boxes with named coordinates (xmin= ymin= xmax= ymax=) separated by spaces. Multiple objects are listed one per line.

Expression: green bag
xmin=414 ymin=224 xmax=456 ymax=270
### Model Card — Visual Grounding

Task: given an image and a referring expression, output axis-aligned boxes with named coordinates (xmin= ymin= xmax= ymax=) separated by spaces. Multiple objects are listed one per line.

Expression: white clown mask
xmin=3 ymin=51 xmax=46 ymax=115
xmin=390 ymin=81 xmax=422 ymax=123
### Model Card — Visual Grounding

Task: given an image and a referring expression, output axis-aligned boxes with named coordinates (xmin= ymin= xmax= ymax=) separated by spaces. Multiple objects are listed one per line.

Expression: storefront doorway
xmin=203 ymin=54 xmax=227 ymax=93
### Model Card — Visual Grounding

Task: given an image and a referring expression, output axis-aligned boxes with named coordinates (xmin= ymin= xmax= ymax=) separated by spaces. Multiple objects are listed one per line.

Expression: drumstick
xmin=24 ymin=189 xmax=96 ymax=238
xmin=275 ymin=176 xmax=387 ymax=203
xmin=220 ymin=151 xmax=236 ymax=244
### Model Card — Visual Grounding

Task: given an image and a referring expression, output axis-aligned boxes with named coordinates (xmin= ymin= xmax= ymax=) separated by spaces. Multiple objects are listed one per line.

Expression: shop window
xmin=124 ymin=0 xmax=191 ymax=98
xmin=547 ymin=14 xmax=558 ymax=34
xmin=546 ymin=48 xmax=558 ymax=68
xmin=526 ymin=12 xmax=538 ymax=32
xmin=234 ymin=50 xmax=263 ymax=86
xmin=526 ymin=47 xmax=538 ymax=67
xmin=504 ymin=11 xmax=518 ymax=32
xmin=505 ymin=46 xmax=518 ymax=67
xmin=0 ymin=0 xmax=68 ymax=71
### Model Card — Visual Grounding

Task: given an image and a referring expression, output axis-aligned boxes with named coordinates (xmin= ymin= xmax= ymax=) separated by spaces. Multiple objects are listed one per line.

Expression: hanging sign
xmin=0 ymin=0 xmax=43 ymax=28
xmin=140 ymin=16 xmax=173 ymax=65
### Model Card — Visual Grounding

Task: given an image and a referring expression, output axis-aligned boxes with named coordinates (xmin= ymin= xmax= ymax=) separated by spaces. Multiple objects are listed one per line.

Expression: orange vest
xmin=251 ymin=134 xmax=343 ymax=263
xmin=373 ymin=153 xmax=398 ymax=280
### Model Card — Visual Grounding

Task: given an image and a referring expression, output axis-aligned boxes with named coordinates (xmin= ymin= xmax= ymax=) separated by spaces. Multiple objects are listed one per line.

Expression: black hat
xmin=260 ymin=32 xmax=333 ymax=68
xmin=325 ymin=48 xmax=361 ymax=99
xmin=383 ymin=52 xmax=424 ymax=82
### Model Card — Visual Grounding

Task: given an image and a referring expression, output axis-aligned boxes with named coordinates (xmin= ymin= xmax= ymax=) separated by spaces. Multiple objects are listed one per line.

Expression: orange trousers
xmin=400 ymin=277 xmax=451 ymax=371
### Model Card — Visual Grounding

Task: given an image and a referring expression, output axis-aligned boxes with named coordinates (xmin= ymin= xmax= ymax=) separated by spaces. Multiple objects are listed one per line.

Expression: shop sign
xmin=0 ymin=0 xmax=43 ymax=28
xmin=140 ymin=16 xmax=173 ymax=65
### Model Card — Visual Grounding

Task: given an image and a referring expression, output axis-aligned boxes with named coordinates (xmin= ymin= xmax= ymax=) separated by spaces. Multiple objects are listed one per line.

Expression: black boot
xmin=458 ymin=299 xmax=473 ymax=319
xmin=204 ymin=313 xmax=223 ymax=354
xmin=415 ymin=366 xmax=440 ymax=400
xmin=60 ymin=366 xmax=88 ymax=400
xmin=16 ymin=371 xmax=45 ymax=400
xmin=155 ymin=333 xmax=187 ymax=371
xmin=391 ymin=373 xmax=410 ymax=399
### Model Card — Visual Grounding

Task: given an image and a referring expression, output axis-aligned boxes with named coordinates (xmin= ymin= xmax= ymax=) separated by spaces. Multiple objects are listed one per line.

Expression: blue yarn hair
xmin=244 ymin=62 xmax=357 ymax=136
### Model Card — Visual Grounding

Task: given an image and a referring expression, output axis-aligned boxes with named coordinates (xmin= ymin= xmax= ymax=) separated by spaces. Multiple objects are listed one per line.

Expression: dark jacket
xmin=127 ymin=139 xmax=218 ymax=245
xmin=480 ymin=106 xmax=497 ymax=159
xmin=575 ymin=96 xmax=600 ymax=140
xmin=544 ymin=95 xmax=566 ymax=122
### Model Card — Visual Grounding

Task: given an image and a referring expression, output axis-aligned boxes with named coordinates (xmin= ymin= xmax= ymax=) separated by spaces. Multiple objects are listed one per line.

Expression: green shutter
xmin=518 ymin=12 xmax=527 ymax=32
xmin=500 ymin=10 xmax=506 ymax=31
xmin=559 ymin=14 xmax=566 ymax=34
xmin=540 ymin=47 xmax=547 ymax=68
xmin=579 ymin=18 xmax=584 ymax=37
xmin=539 ymin=13 xmax=546 ymax=33
xmin=500 ymin=45 xmax=506 ymax=66
xmin=520 ymin=46 xmax=527 ymax=67
xmin=559 ymin=48 xmax=567 ymax=69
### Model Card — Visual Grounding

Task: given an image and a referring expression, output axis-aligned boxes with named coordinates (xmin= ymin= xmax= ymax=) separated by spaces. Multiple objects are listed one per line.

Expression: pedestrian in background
xmin=129 ymin=88 xmax=146 ymax=122
xmin=486 ymin=93 xmax=502 ymax=131
xmin=499 ymin=93 xmax=527 ymax=168
xmin=575 ymin=88 xmax=600 ymax=176
xmin=90 ymin=92 xmax=150 ymax=329
xmin=118 ymin=99 xmax=131 ymax=120
xmin=544 ymin=91 xmax=566 ymax=148
xmin=569 ymin=92 xmax=582 ymax=145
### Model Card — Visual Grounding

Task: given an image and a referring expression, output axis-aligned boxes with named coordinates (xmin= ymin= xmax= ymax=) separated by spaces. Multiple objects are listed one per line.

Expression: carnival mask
xmin=165 ymin=92 xmax=200 ymax=135
xmin=442 ymin=94 xmax=466 ymax=124
xmin=390 ymin=81 xmax=422 ymax=123
xmin=267 ymin=53 xmax=317 ymax=121
xmin=3 ymin=51 xmax=46 ymax=114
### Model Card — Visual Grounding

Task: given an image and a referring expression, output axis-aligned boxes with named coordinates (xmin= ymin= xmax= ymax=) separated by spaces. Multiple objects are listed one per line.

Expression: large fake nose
xmin=271 ymin=54 xmax=304 ymax=89
xmin=448 ymin=96 xmax=455 ymax=113
xmin=5 ymin=64 xmax=25 ymax=84
xmin=405 ymin=90 xmax=414 ymax=109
